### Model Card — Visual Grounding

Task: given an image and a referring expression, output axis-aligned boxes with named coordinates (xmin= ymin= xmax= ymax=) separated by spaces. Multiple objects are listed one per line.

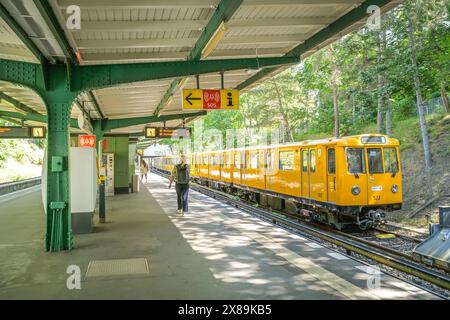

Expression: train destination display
xmin=0 ymin=126 xmax=46 ymax=138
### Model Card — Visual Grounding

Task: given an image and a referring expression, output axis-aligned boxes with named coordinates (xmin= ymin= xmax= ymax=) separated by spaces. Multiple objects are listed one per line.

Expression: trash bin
xmin=132 ymin=174 xmax=140 ymax=193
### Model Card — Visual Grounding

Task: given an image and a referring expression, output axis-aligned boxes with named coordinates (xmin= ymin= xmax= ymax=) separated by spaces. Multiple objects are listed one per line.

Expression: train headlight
xmin=351 ymin=185 xmax=360 ymax=196
xmin=391 ymin=184 xmax=399 ymax=193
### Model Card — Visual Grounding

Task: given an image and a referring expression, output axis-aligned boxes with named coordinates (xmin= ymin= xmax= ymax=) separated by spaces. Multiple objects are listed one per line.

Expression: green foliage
xmin=188 ymin=0 xmax=448 ymax=151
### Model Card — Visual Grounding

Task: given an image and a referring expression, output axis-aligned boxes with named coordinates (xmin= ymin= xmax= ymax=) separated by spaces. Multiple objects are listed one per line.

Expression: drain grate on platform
xmin=85 ymin=258 xmax=149 ymax=277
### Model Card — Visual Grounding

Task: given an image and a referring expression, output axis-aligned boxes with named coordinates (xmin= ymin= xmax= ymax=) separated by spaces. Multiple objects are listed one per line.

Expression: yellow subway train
xmin=152 ymin=134 xmax=402 ymax=230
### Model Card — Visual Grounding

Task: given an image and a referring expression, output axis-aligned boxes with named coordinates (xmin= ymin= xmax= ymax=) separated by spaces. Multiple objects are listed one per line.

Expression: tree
xmin=404 ymin=1 xmax=433 ymax=169
xmin=327 ymin=45 xmax=341 ymax=137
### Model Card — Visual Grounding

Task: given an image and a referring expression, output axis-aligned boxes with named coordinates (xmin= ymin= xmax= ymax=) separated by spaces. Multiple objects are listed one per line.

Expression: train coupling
xmin=358 ymin=209 xmax=386 ymax=230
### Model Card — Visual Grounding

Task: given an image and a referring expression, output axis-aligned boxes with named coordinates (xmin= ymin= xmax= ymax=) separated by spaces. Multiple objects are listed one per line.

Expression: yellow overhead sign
xmin=182 ymin=89 xmax=239 ymax=110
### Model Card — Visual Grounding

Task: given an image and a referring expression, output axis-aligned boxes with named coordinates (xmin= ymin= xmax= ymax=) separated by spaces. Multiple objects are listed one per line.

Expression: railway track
xmin=153 ymin=169 xmax=450 ymax=295
xmin=0 ymin=177 xmax=41 ymax=196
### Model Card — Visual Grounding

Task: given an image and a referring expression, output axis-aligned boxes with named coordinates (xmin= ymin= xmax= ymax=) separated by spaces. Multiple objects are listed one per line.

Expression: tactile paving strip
xmin=85 ymin=258 xmax=149 ymax=277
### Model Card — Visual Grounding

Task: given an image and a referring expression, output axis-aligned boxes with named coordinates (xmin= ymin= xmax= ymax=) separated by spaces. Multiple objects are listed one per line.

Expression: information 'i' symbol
xmin=227 ymin=92 xmax=233 ymax=106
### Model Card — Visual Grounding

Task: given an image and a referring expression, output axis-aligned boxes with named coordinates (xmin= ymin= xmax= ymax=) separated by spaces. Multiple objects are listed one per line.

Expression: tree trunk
xmin=385 ymin=107 xmax=392 ymax=136
xmin=407 ymin=14 xmax=432 ymax=169
xmin=271 ymin=79 xmax=294 ymax=142
xmin=328 ymin=46 xmax=340 ymax=138
xmin=441 ymin=81 xmax=450 ymax=113
xmin=332 ymin=84 xmax=339 ymax=137
xmin=352 ymin=95 xmax=355 ymax=125
xmin=377 ymin=29 xmax=386 ymax=134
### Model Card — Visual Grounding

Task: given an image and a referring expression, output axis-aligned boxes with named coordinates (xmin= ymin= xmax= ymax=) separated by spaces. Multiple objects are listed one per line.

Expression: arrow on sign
xmin=185 ymin=92 xmax=201 ymax=105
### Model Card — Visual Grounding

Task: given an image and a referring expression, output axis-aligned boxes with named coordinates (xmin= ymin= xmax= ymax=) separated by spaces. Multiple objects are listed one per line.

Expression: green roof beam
xmin=0 ymin=56 xmax=299 ymax=94
xmin=73 ymin=56 xmax=299 ymax=92
xmin=32 ymin=0 xmax=78 ymax=64
xmin=0 ymin=91 xmax=41 ymax=115
xmin=87 ymin=91 xmax=105 ymax=119
xmin=98 ymin=111 xmax=207 ymax=132
xmin=75 ymin=99 xmax=92 ymax=123
xmin=188 ymin=0 xmax=243 ymax=61
xmin=0 ymin=110 xmax=78 ymax=128
xmin=0 ymin=116 xmax=23 ymax=126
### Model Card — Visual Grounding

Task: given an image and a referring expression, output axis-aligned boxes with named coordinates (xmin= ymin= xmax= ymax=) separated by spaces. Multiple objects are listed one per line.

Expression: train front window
xmin=383 ymin=148 xmax=399 ymax=173
xmin=346 ymin=148 xmax=366 ymax=174
xmin=368 ymin=148 xmax=384 ymax=174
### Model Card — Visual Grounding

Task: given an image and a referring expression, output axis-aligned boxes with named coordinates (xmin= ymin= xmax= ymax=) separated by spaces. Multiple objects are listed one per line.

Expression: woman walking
xmin=168 ymin=155 xmax=190 ymax=215
xmin=140 ymin=159 xmax=148 ymax=183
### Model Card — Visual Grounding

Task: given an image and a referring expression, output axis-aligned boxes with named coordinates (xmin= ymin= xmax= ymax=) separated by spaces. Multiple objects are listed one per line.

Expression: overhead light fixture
xmin=178 ymin=78 xmax=188 ymax=89
xmin=201 ymin=21 xmax=227 ymax=59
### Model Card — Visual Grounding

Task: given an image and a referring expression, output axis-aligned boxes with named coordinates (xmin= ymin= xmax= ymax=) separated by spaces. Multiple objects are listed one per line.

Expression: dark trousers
xmin=175 ymin=183 xmax=189 ymax=212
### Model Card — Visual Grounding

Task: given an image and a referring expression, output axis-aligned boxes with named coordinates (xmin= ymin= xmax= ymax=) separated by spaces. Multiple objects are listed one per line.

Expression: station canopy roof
xmin=0 ymin=0 xmax=401 ymax=135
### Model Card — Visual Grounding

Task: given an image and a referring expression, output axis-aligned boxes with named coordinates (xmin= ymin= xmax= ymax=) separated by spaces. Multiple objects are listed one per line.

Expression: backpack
xmin=176 ymin=164 xmax=189 ymax=184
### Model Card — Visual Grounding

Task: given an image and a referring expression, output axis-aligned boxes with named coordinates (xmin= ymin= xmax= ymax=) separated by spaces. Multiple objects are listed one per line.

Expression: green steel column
xmin=41 ymin=67 xmax=78 ymax=252
xmin=45 ymin=100 xmax=73 ymax=251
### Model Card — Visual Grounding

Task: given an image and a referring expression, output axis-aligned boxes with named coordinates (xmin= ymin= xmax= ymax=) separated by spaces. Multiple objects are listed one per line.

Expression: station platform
xmin=0 ymin=173 xmax=439 ymax=300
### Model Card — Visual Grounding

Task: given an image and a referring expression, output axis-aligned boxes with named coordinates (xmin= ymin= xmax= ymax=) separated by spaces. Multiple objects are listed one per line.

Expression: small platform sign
xmin=145 ymin=127 xmax=191 ymax=139
xmin=78 ymin=134 xmax=96 ymax=148
xmin=182 ymin=89 xmax=239 ymax=110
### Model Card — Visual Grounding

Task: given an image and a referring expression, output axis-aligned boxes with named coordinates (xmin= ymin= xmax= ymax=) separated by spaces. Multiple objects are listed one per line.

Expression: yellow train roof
xmin=186 ymin=134 xmax=399 ymax=155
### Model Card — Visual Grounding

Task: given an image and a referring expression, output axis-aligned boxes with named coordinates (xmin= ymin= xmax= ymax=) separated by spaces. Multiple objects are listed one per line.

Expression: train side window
xmin=203 ymin=155 xmax=208 ymax=165
xmin=368 ymin=148 xmax=384 ymax=174
xmin=279 ymin=151 xmax=294 ymax=171
xmin=310 ymin=149 xmax=316 ymax=173
xmin=328 ymin=148 xmax=335 ymax=174
xmin=225 ymin=153 xmax=230 ymax=166
xmin=302 ymin=150 xmax=308 ymax=172
xmin=250 ymin=152 xmax=259 ymax=169
xmin=383 ymin=148 xmax=398 ymax=173
xmin=234 ymin=153 xmax=240 ymax=167
xmin=346 ymin=148 xmax=366 ymax=174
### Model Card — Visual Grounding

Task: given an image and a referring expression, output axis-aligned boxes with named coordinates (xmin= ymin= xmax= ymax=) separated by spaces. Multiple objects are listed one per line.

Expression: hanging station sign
xmin=145 ymin=127 xmax=191 ymax=139
xmin=0 ymin=126 xmax=46 ymax=138
xmin=182 ymin=89 xmax=239 ymax=110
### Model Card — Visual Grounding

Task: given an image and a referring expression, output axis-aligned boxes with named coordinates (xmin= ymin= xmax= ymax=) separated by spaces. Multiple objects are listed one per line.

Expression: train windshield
xmin=367 ymin=148 xmax=384 ymax=174
xmin=346 ymin=148 xmax=366 ymax=174
xmin=383 ymin=147 xmax=399 ymax=173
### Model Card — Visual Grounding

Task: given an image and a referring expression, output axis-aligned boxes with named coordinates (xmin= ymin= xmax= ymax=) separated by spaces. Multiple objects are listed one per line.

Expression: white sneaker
xmin=177 ymin=209 xmax=182 ymax=214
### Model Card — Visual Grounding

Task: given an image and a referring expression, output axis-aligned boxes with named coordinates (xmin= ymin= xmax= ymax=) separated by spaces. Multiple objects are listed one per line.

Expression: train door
xmin=327 ymin=147 xmax=337 ymax=203
xmin=345 ymin=147 xmax=368 ymax=206
xmin=366 ymin=147 xmax=385 ymax=206
xmin=309 ymin=148 xmax=317 ymax=199
xmin=232 ymin=151 xmax=241 ymax=185
xmin=265 ymin=149 xmax=274 ymax=191
xmin=301 ymin=149 xmax=309 ymax=198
